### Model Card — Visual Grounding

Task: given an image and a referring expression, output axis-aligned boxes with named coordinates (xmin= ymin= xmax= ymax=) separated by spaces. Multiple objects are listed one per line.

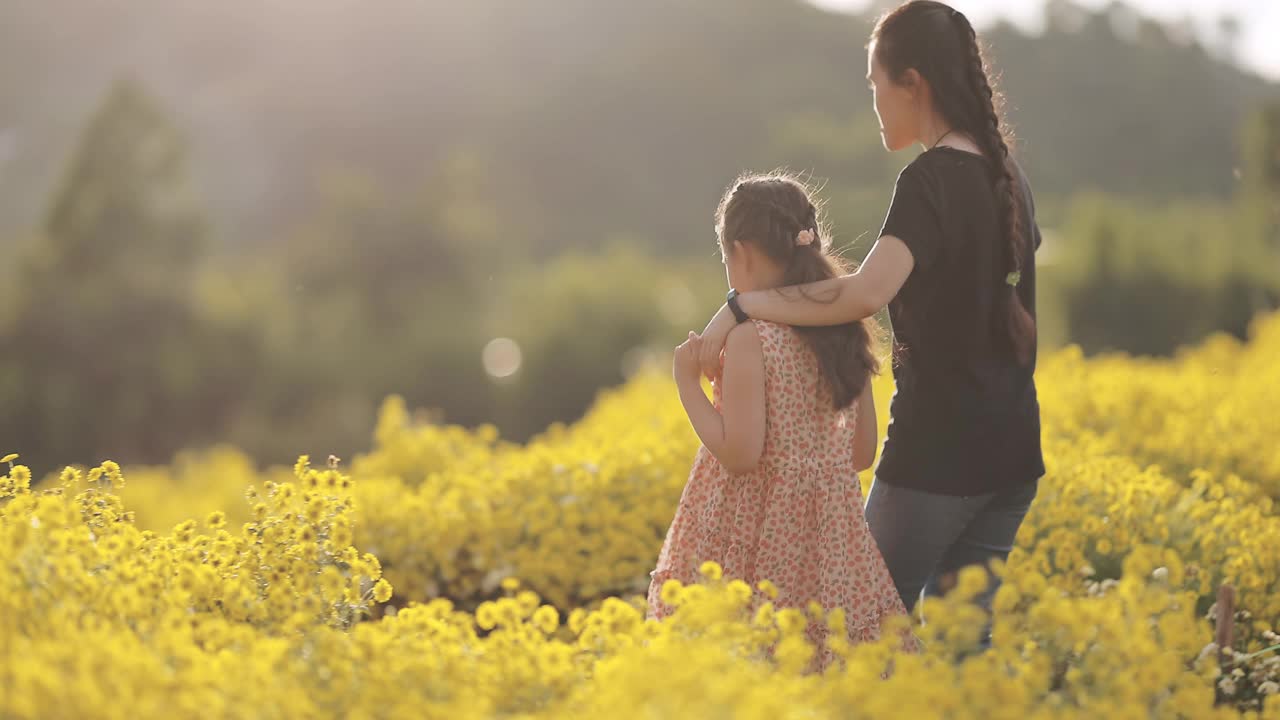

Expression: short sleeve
xmin=1013 ymin=159 xmax=1041 ymax=251
xmin=880 ymin=162 xmax=943 ymax=270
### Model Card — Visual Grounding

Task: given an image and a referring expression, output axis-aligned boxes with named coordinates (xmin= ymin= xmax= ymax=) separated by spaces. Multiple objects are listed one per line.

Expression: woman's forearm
xmin=732 ymin=235 xmax=914 ymax=328
xmin=736 ymin=273 xmax=878 ymax=328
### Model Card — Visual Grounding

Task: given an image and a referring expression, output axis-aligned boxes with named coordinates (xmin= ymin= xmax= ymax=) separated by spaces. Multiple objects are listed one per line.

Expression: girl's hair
xmin=872 ymin=0 xmax=1036 ymax=364
xmin=716 ymin=173 xmax=880 ymax=409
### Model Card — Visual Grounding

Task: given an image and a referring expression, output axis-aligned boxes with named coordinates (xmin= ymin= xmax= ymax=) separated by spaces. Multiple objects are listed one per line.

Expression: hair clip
xmin=1005 ymin=271 xmax=1021 ymax=287
xmin=796 ymin=229 xmax=816 ymax=247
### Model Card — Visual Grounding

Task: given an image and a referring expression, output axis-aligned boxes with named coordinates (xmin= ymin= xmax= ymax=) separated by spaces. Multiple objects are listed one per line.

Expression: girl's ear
xmin=735 ymin=240 xmax=758 ymax=272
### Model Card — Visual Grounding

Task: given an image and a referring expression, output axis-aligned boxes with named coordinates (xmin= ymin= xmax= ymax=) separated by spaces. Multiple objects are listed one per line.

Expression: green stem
xmin=1226 ymin=643 xmax=1280 ymax=665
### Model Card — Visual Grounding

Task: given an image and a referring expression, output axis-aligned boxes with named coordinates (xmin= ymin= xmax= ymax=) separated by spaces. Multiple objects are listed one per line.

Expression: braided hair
xmin=717 ymin=174 xmax=881 ymax=409
xmin=872 ymin=0 xmax=1036 ymax=364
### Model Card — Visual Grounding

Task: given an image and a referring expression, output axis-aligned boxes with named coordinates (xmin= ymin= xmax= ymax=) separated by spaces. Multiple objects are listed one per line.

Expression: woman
xmin=695 ymin=0 xmax=1044 ymax=642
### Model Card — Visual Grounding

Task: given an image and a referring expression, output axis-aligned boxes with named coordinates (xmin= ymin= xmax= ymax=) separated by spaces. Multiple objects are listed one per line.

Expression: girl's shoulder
xmin=745 ymin=319 xmax=790 ymax=342
xmin=743 ymin=319 xmax=805 ymax=358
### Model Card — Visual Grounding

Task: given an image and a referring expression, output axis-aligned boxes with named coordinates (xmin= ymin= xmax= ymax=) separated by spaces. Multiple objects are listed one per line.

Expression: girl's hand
xmin=673 ymin=331 xmax=703 ymax=385
xmin=697 ymin=303 xmax=736 ymax=380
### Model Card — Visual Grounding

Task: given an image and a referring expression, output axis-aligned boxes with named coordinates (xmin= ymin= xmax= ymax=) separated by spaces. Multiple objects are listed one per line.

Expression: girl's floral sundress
xmin=648 ymin=320 xmax=915 ymax=670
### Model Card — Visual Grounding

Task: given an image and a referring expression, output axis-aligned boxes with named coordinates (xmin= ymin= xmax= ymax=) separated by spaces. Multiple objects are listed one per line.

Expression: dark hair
xmin=872 ymin=0 xmax=1036 ymax=364
xmin=716 ymin=173 xmax=880 ymax=409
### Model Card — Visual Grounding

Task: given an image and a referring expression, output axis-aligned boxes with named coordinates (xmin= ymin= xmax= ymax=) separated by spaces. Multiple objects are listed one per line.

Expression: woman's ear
xmin=901 ymin=68 xmax=924 ymax=99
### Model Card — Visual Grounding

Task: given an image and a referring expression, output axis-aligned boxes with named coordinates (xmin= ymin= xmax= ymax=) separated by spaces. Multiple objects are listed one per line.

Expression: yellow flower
xmin=726 ymin=579 xmax=752 ymax=605
xmin=757 ymin=579 xmax=779 ymax=600
xmin=58 ymin=467 xmax=81 ymax=486
xmin=8 ymin=465 xmax=31 ymax=492
xmin=516 ymin=590 xmax=540 ymax=617
xmin=99 ymin=460 xmax=124 ymax=488
xmin=533 ymin=605 xmax=560 ymax=635
xmin=328 ymin=523 xmax=353 ymax=549
xmin=100 ymin=535 xmax=125 ymax=556
xmin=173 ymin=520 xmax=197 ymax=543
xmin=826 ymin=607 xmax=847 ymax=635
xmin=805 ymin=600 xmax=825 ymax=621
xmin=568 ymin=608 xmax=588 ymax=635
xmin=776 ymin=608 xmax=807 ymax=636
xmin=754 ymin=602 xmax=776 ymax=627
xmin=320 ymin=567 xmax=345 ymax=597
xmin=475 ymin=602 xmax=497 ymax=631
xmin=372 ymin=579 xmax=393 ymax=604
xmin=698 ymin=561 xmax=723 ymax=581
xmin=993 ymin=584 xmax=1022 ymax=614
xmin=659 ymin=579 xmax=683 ymax=607
xmin=955 ymin=565 xmax=990 ymax=600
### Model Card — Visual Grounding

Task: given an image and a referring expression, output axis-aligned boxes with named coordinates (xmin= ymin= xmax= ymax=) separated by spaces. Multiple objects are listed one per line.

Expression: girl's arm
xmin=676 ymin=323 xmax=766 ymax=475
xmin=851 ymin=380 xmax=878 ymax=473
xmin=698 ymin=235 xmax=915 ymax=377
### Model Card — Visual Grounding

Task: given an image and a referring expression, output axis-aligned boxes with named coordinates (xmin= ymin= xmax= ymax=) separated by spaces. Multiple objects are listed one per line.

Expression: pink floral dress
xmin=648 ymin=320 xmax=915 ymax=669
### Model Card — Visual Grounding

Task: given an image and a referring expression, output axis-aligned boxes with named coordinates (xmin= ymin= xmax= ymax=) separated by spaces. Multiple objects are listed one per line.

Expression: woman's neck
xmin=933 ymin=134 xmax=983 ymax=156
xmin=920 ymin=117 xmax=982 ymax=155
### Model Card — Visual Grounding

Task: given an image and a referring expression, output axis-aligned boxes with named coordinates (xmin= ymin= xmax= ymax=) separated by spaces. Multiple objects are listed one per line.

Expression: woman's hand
xmin=697 ymin=303 xmax=736 ymax=380
xmin=673 ymin=331 xmax=703 ymax=386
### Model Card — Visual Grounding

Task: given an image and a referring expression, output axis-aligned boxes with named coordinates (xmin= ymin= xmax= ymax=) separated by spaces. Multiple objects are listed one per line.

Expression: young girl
xmin=647 ymin=172 xmax=912 ymax=670
xmin=695 ymin=1 xmax=1044 ymax=646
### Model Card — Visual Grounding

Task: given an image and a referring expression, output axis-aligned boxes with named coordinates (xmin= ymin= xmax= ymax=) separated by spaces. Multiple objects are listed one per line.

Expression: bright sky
xmin=810 ymin=0 xmax=1280 ymax=81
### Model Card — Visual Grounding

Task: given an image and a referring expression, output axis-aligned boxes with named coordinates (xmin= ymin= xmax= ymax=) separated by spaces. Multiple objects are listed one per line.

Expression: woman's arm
xmin=676 ymin=323 xmax=766 ymax=475
xmin=699 ymin=234 xmax=915 ymax=378
xmin=851 ymin=380 xmax=878 ymax=473
xmin=745 ymin=236 xmax=914 ymax=326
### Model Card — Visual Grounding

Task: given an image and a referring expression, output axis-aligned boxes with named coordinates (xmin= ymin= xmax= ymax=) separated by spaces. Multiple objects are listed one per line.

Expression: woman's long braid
xmin=952 ymin=10 xmax=1036 ymax=363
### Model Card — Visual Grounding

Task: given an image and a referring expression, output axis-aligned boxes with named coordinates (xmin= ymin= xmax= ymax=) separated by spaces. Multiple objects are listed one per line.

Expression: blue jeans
xmin=863 ymin=477 xmax=1039 ymax=647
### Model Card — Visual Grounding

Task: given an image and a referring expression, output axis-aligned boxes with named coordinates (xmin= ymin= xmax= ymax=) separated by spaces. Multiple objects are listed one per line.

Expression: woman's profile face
xmin=867 ymin=41 xmax=917 ymax=152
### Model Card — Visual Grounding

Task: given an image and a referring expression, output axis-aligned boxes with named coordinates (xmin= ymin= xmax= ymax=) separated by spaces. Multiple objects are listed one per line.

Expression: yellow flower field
xmin=5 ymin=311 xmax=1280 ymax=718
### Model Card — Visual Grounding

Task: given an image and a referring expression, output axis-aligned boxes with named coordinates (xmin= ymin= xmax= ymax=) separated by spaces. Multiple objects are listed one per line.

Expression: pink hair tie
xmin=796 ymin=229 xmax=816 ymax=247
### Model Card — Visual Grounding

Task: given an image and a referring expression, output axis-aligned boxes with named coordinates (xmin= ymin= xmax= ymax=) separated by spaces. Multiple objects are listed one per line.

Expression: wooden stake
xmin=1216 ymin=583 xmax=1235 ymax=669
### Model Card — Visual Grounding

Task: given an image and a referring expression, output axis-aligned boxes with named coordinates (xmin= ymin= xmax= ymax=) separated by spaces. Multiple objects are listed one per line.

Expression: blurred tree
xmin=1239 ymin=102 xmax=1280 ymax=250
xmin=2 ymin=0 xmax=1280 ymax=465
xmin=0 ymin=79 xmax=253 ymax=473
xmin=1051 ymin=103 xmax=1280 ymax=355
xmin=240 ymin=159 xmax=509 ymax=462
xmin=485 ymin=244 xmax=723 ymax=440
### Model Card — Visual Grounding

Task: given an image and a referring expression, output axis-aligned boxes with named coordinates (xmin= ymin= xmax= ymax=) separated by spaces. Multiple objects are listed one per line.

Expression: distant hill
xmin=0 ymin=0 xmax=1275 ymax=252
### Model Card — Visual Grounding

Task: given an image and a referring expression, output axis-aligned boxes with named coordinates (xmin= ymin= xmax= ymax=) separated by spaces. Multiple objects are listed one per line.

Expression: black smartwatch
xmin=726 ymin=288 xmax=750 ymax=324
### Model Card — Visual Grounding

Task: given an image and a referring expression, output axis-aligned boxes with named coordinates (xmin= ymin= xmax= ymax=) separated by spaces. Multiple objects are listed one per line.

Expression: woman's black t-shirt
xmin=875 ymin=146 xmax=1045 ymax=496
